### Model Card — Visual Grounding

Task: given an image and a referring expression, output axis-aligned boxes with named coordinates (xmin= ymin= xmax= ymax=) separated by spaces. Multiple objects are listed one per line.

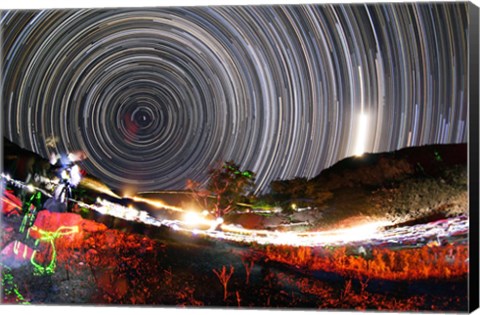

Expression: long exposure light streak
xmin=79 ymin=177 xmax=122 ymax=199
xmin=2 ymin=175 xmax=469 ymax=249
xmin=1 ymin=4 xmax=468 ymax=194
xmin=131 ymin=195 xmax=186 ymax=213
xmin=354 ymin=113 xmax=369 ymax=156
xmin=93 ymin=197 xmax=468 ymax=248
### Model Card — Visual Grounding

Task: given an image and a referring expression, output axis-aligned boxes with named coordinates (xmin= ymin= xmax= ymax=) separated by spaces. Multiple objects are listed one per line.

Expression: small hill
xmin=257 ymin=143 xmax=468 ymax=230
xmin=313 ymin=143 xmax=468 ymax=225
xmin=311 ymin=143 xmax=467 ymax=190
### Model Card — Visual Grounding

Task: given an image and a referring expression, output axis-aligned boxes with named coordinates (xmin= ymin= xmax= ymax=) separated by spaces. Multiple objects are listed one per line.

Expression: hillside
xmin=312 ymin=143 xmax=467 ymax=190
xmin=252 ymin=143 xmax=468 ymax=230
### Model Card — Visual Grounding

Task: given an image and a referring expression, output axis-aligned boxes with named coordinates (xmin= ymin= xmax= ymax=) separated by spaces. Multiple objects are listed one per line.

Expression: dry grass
xmin=264 ymin=243 xmax=468 ymax=281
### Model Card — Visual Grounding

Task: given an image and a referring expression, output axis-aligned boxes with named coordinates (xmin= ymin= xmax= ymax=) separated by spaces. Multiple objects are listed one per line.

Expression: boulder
xmin=0 ymin=241 xmax=35 ymax=268
xmin=28 ymin=210 xmax=107 ymax=249
xmin=1 ymin=190 xmax=22 ymax=216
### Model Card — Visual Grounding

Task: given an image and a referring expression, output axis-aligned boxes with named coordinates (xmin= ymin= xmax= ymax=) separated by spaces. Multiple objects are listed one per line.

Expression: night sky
xmin=1 ymin=3 xmax=468 ymax=194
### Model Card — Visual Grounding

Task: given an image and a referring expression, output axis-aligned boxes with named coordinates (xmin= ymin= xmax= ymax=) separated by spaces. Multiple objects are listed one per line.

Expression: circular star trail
xmin=2 ymin=4 xmax=468 ymax=194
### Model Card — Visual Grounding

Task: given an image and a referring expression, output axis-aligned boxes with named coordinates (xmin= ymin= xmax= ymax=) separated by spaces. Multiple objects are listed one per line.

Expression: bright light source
xmin=274 ymin=232 xmax=299 ymax=246
xmin=202 ymin=210 xmax=209 ymax=216
xmin=61 ymin=170 xmax=69 ymax=180
xmin=354 ymin=113 xmax=368 ymax=157
xmin=315 ymin=220 xmax=391 ymax=244
xmin=291 ymin=203 xmax=297 ymax=210
xmin=184 ymin=212 xmax=203 ymax=226
xmin=70 ymin=165 xmax=81 ymax=186
xmin=27 ymin=185 xmax=35 ymax=192
xmin=216 ymin=217 xmax=224 ymax=225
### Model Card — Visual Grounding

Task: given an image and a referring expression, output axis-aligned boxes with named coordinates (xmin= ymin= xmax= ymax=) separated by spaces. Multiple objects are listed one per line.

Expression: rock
xmin=27 ymin=210 xmax=107 ymax=249
xmin=0 ymin=241 xmax=35 ymax=268
xmin=81 ymin=220 xmax=107 ymax=232
xmin=34 ymin=210 xmax=83 ymax=229
xmin=1 ymin=190 xmax=22 ymax=216
xmin=28 ymin=210 xmax=83 ymax=245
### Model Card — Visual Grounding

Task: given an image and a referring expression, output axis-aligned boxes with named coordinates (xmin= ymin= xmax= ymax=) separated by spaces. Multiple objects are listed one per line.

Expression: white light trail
xmin=89 ymin=197 xmax=468 ymax=248
xmin=131 ymin=195 xmax=186 ymax=213
xmin=2 ymin=174 xmax=469 ymax=249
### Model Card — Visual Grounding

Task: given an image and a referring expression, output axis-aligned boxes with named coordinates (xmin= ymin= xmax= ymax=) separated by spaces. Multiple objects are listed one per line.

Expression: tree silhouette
xmin=187 ymin=160 xmax=255 ymax=218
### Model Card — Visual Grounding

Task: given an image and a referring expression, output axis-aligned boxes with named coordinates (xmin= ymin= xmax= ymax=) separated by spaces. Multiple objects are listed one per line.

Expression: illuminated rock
xmin=28 ymin=210 xmax=107 ymax=249
xmin=81 ymin=219 xmax=107 ymax=233
xmin=1 ymin=190 xmax=22 ymax=216
xmin=0 ymin=241 xmax=34 ymax=268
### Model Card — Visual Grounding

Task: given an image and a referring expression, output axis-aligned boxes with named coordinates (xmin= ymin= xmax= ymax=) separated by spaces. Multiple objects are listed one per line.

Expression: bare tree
xmin=187 ymin=161 xmax=255 ymax=218
xmin=213 ymin=265 xmax=235 ymax=301
xmin=241 ymin=256 xmax=255 ymax=285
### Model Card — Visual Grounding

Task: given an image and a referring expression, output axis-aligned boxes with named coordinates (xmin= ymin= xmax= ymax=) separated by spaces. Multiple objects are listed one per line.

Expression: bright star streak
xmin=2 ymin=4 xmax=468 ymax=194
xmin=354 ymin=113 xmax=369 ymax=157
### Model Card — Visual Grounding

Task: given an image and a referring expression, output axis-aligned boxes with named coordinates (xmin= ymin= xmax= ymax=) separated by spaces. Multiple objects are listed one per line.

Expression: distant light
xmin=27 ymin=185 xmax=35 ymax=192
xmin=202 ymin=210 xmax=209 ymax=216
xmin=216 ymin=217 xmax=224 ymax=225
xmin=184 ymin=212 xmax=203 ymax=226
xmin=291 ymin=203 xmax=297 ymax=210
xmin=354 ymin=113 xmax=369 ymax=157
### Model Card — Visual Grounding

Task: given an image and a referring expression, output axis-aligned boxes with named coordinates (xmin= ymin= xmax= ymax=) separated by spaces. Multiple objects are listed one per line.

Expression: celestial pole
xmin=1 ymin=3 xmax=468 ymax=194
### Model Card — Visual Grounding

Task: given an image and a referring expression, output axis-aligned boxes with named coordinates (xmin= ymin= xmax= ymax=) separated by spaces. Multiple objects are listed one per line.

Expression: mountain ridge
xmin=3 ymin=136 xmax=467 ymax=194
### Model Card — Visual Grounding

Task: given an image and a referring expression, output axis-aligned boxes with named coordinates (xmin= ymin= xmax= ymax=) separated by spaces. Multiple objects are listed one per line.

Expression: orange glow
xmin=80 ymin=177 xmax=121 ymax=199
xmin=131 ymin=196 xmax=185 ymax=212
xmin=264 ymin=243 xmax=468 ymax=281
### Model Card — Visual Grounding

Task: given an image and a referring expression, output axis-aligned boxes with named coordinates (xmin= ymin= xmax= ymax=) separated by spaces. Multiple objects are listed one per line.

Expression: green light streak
xmin=19 ymin=192 xmax=41 ymax=235
xmin=242 ymin=171 xmax=253 ymax=178
xmin=1 ymin=265 xmax=30 ymax=304
xmin=29 ymin=226 xmax=79 ymax=275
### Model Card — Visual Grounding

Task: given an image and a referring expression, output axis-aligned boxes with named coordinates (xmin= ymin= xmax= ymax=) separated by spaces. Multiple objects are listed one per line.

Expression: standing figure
xmin=44 ymin=151 xmax=85 ymax=212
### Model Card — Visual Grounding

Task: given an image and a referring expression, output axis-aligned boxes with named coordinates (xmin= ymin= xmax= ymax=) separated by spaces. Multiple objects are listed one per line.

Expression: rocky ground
xmin=0 ymin=194 xmax=469 ymax=311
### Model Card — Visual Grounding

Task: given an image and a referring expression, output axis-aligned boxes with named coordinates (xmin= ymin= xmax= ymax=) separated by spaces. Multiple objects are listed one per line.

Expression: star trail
xmin=1 ymin=3 xmax=468 ymax=194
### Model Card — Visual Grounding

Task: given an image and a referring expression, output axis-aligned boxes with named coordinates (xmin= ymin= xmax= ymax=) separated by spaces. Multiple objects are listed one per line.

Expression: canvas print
xmin=0 ymin=1 xmax=477 ymax=312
